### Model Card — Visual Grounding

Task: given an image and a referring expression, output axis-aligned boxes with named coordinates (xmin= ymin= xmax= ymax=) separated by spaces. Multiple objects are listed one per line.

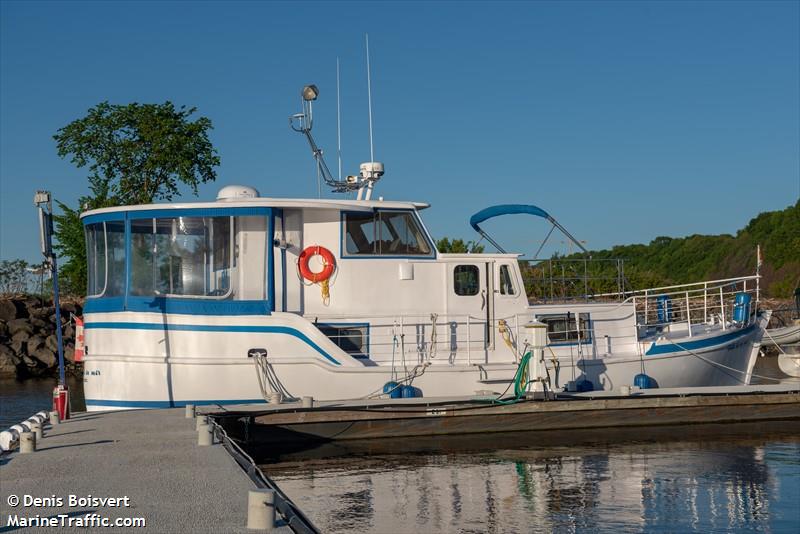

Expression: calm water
xmin=0 ymin=376 xmax=85 ymax=428
xmin=263 ymin=429 xmax=800 ymax=533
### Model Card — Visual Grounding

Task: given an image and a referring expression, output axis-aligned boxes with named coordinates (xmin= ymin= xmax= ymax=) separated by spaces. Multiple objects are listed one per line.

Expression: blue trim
xmin=84 ymin=321 xmax=341 ymax=365
xmin=125 ymin=297 xmax=270 ymax=315
xmin=124 ymin=217 xmax=131 ymax=309
xmin=645 ymin=323 xmax=757 ymax=356
xmin=85 ymin=398 xmax=268 ymax=408
xmin=84 ymin=297 xmax=126 ymax=314
xmin=268 ymin=212 xmax=275 ymax=312
xmin=470 ymin=204 xmax=552 ymax=233
xmin=82 ymin=213 xmax=126 ymax=225
xmin=340 ymin=209 xmax=437 ymax=260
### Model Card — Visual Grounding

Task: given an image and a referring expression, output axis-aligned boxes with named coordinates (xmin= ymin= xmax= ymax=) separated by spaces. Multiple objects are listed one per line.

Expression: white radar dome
xmin=216 ymin=185 xmax=260 ymax=201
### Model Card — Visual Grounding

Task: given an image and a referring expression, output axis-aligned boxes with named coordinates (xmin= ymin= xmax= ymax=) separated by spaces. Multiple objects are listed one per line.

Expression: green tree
xmin=0 ymin=259 xmax=31 ymax=295
xmin=436 ymin=237 xmax=485 ymax=254
xmin=52 ymin=101 xmax=221 ymax=294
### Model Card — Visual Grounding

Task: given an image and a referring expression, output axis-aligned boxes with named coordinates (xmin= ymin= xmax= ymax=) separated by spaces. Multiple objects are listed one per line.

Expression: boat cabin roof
xmin=80 ymin=197 xmax=430 ymax=218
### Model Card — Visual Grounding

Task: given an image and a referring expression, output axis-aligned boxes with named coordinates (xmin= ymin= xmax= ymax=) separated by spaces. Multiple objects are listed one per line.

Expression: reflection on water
xmin=0 ymin=376 xmax=85 ymax=428
xmin=263 ymin=428 xmax=800 ymax=533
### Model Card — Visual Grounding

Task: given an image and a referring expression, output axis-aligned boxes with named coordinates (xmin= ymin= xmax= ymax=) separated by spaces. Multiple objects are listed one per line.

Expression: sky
xmin=1 ymin=0 xmax=798 ymax=264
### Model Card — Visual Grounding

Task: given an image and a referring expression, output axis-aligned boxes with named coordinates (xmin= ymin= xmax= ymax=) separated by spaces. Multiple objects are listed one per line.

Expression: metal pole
xmin=685 ymin=291 xmax=692 ymax=337
xmin=51 ymin=254 xmax=66 ymax=387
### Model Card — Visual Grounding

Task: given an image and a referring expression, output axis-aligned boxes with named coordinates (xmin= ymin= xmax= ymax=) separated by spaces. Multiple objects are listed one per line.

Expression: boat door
xmin=446 ymin=261 xmax=494 ymax=356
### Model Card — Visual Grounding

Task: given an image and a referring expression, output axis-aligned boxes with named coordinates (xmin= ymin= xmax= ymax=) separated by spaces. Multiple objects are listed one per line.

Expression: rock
xmin=10 ymin=339 xmax=26 ymax=355
xmin=64 ymin=324 xmax=75 ymax=339
xmin=11 ymin=330 xmax=31 ymax=343
xmin=22 ymin=354 xmax=37 ymax=367
xmin=0 ymin=299 xmax=18 ymax=322
xmin=49 ymin=313 xmax=68 ymax=326
xmin=23 ymin=297 xmax=45 ymax=313
xmin=31 ymin=347 xmax=57 ymax=368
xmin=45 ymin=334 xmax=60 ymax=352
xmin=0 ymin=321 xmax=8 ymax=338
xmin=30 ymin=317 xmax=48 ymax=329
xmin=26 ymin=335 xmax=45 ymax=354
xmin=7 ymin=318 xmax=34 ymax=336
xmin=0 ymin=345 xmax=19 ymax=377
xmin=64 ymin=345 xmax=75 ymax=362
xmin=31 ymin=306 xmax=54 ymax=319
xmin=61 ymin=302 xmax=81 ymax=315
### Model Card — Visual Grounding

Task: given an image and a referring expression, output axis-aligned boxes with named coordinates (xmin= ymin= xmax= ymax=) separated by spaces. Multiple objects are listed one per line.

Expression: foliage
xmin=0 ymin=259 xmax=31 ymax=295
xmin=530 ymin=200 xmax=799 ymax=298
xmin=52 ymin=101 xmax=220 ymax=295
xmin=54 ymin=101 xmax=220 ymax=205
xmin=436 ymin=237 xmax=485 ymax=254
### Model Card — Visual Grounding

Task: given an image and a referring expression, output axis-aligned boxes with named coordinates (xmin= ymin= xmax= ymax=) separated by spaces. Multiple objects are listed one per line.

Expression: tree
xmin=52 ymin=101 xmax=220 ymax=294
xmin=54 ymin=101 xmax=220 ymax=205
xmin=0 ymin=259 xmax=31 ymax=295
xmin=436 ymin=237 xmax=485 ymax=254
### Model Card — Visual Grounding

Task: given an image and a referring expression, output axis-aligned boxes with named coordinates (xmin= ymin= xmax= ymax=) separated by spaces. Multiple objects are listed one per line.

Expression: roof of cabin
xmin=80 ymin=197 xmax=430 ymax=218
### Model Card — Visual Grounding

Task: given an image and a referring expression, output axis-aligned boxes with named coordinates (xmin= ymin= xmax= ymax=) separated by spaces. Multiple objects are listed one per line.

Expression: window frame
xmin=453 ymin=264 xmax=481 ymax=296
xmin=340 ymin=209 xmax=436 ymax=259
xmin=317 ymin=322 xmax=370 ymax=357
xmin=128 ymin=215 xmax=235 ymax=300
xmin=85 ymin=222 xmax=109 ymax=298
xmin=81 ymin=207 xmax=274 ymax=316
xmin=536 ymin=312 xmax=592 ymax=345
xmin=498 ymin=264 xmax=518 ymax=297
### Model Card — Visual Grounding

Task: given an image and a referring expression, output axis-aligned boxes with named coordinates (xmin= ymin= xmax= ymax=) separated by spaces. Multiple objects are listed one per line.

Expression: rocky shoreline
xmin=0 ymin=296 xmax=82 ymax=379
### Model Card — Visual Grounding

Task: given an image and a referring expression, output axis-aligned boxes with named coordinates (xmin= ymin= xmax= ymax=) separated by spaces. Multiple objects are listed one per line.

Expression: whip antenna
xmin=366 ymin=34 xmax=374 ymax=163
xmin=337 ymin=57 xmax=342 ymax=182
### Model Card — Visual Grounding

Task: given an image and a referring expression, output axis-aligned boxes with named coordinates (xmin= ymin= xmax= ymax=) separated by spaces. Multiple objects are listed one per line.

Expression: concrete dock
xmin=1 ymin=409 xmax=295 ymax=533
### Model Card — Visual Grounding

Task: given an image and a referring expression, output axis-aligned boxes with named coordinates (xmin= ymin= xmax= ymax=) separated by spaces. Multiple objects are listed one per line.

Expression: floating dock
xmin=213 ymin=384 xmax=800 ymax=452
xmin=0 ymin=408 xmax=308 ymax=533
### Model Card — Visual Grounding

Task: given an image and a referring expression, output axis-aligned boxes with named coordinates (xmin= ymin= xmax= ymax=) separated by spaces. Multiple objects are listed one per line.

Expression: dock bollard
xmin=247 ymin=489 xmax=276 ymax=531
xmin=197 ymin=423 xmax=213 ymax=446
xmin=301 ymin=396 xmax=314 ymax=408
xmin=20 ymin=432 xmax=35 ymax=453
xmin=619 ymin=385 xmax=631 ymax=396
xmin=49 ymin=411 xmax=60 ymax=426
xmin=195 ymin=415 xmax=207 ymax=431
xmin=185 ymin=404 xmax=195 ymax=419
xmin=269 ymin=392 xmax=281 ymax=405
xmin=32 ymin=422 xmax=43 ymax=441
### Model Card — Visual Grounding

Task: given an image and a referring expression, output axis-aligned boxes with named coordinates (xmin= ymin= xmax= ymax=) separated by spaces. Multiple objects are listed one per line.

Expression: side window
xmin=454 ymin=265 xmax=480 ymax=296
xmin=318 ymin=325 xmax=367 ymax=356
xmin=343 ymin=210 xmax=433 ymax=256
xmin=499 ymin=264 xmax=516 ymax=295
xmin=538 ymin=313 xmax=591 ymax=343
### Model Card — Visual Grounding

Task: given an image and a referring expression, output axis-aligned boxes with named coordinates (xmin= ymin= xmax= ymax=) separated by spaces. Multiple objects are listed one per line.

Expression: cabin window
xmin=454 ymin=265 xmax=480 ymax=296
xmin=499 ymin=265 xmax=516 ymax=295
xmin=343 ymin=210 xmax=432 ymax=256
xmin=129 ymin=216 xmax=233 ymax=298
xmin=318 ymin=324 xmax=367 ymax=356
xmin=538 ymin=313 xmax=591 ymax=344
xmin=84 ymin=220 xmax=125 ymax=297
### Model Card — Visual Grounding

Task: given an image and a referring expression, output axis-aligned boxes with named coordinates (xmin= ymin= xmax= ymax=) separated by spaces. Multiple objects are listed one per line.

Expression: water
xmin=262 ymin=426 xmax=800 ymax=533
xmin=0 ymin=376 xmax=85 ymax=428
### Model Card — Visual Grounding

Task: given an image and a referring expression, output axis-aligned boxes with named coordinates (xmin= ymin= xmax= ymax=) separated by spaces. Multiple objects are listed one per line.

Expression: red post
xmin=52 ymin=384 xmax=70 ymax=420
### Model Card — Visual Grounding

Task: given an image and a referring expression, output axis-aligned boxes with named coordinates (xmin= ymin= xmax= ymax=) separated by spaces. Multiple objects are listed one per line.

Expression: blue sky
xmin=1 ymin=1 xmax=798 ymax=264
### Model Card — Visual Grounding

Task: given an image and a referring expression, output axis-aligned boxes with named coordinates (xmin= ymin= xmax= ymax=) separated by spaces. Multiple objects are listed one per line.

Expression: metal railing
xmin=521 ymin=257 xmax=630 ymax=303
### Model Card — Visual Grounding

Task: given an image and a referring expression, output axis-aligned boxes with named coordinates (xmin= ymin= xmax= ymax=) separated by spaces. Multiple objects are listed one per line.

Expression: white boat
xmin=79 ymin=88 xmax=770 ymax=410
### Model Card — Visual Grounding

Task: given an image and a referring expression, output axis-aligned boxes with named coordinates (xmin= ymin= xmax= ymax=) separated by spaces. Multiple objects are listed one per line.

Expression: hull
xmin=83 ymin=312 xmax=769 ymax=411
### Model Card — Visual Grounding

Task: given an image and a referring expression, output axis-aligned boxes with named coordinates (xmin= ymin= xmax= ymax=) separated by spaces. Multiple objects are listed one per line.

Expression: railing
xmin=521 ymin=257 xmax=630 ymax=303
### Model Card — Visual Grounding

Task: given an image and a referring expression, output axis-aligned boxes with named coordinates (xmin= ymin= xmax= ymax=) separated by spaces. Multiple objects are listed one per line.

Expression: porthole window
xmin=454 ymin=265 xmax=480 ymax=296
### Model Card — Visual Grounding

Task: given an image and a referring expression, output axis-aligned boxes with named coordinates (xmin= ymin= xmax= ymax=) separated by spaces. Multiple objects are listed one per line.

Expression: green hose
xmin=513 ymin=351 xmax=532 ymax=398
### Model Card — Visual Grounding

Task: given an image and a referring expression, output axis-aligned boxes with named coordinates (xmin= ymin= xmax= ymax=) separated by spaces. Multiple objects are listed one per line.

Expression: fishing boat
xmin=79 ymin=86 xmax=770 ymax=410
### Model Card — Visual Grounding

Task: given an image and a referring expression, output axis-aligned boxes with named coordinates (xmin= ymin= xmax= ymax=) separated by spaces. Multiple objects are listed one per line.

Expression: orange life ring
xmin=299 ymin=245 xmax=336 ymax=283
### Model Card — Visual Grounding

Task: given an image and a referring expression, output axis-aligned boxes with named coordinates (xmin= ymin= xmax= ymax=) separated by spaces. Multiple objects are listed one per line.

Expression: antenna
xmin=337 ymin=57 xmax=342 ymax=182
xmin=366 ymin=33 xmax=374 ymax=164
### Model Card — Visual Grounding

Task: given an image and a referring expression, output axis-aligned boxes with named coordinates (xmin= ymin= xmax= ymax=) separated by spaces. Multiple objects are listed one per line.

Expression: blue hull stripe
xmin=84 ymin=321 xmax=341 ymax=365
xmin=645 ymin=323 xmax=757 ymax=356
xmin=85 ymin=398 xmax=268 ymax=408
